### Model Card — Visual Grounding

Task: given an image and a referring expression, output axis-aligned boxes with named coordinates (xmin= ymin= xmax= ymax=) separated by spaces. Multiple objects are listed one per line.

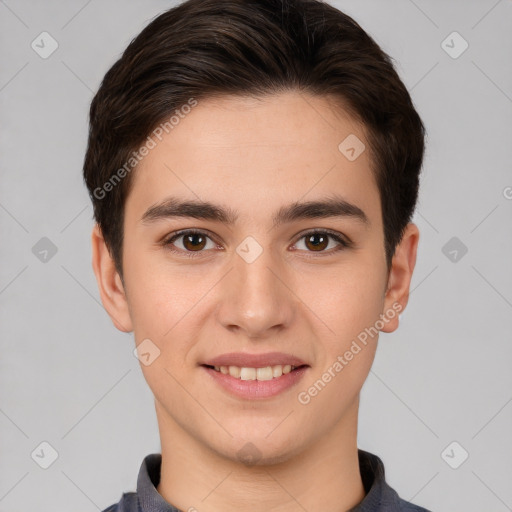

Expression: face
xmin=93 ymin=91 xmax=418 ymax=464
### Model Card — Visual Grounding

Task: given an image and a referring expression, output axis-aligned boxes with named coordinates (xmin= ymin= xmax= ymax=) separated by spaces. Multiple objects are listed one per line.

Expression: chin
xmin=213 ymin=431 xmax=306 ymax=468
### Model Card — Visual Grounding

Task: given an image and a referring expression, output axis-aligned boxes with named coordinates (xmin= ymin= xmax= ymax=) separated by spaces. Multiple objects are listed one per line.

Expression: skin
xmin=92 ymin=91 xmax=419 ymax=512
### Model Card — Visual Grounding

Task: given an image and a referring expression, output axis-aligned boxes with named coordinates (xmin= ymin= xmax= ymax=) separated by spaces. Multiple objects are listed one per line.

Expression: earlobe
xmin=380 ymin=223 xmax=420 ymax=334
xmin=91 ymin=224 xmax=133 ymax=333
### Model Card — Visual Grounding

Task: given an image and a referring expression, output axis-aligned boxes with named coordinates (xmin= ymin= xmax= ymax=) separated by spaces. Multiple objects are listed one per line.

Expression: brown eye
xmin=294 ymin=230 xmax=349 ymax=255
xmin=304 ymin=233 xmax=329 ymax=251
xmin=182 ymin=232 xmax=207 ymax=251
xmin=164 ymin=230 xmax=217 ymax=256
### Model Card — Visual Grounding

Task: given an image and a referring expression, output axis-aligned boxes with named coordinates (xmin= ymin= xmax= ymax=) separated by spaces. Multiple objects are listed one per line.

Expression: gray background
xmin=1 ymin=0 xmax=511 ymax=511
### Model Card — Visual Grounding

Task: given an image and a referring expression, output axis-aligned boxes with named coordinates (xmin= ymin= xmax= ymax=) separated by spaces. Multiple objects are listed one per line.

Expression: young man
xmin=84 ymin=0 xmax=429 ymax=510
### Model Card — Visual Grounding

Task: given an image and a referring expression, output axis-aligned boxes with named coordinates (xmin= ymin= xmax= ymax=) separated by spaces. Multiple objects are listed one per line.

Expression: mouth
xmin=201 ymin=363 xmax=308 ymax=381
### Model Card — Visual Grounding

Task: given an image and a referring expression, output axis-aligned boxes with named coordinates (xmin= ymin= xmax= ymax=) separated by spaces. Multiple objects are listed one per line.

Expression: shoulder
xmin=380 ymin=480 xmax=432 ymax=512
xmin=397 ymin=498 xmax=432 ymax=512
xmin=356 ymin=449 xmax=432 ymax=512
xmin=101 ymin=491 xmax=139 ymax=512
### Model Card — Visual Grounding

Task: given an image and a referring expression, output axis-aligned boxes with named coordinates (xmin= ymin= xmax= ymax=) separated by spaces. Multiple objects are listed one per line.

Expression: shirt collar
xmin=135 ymin=449 xmax=404 ymax=512
xmin=349 ymin=449 xmax=403 ymax=511
xmin=137 ymin=453 xmax=179 ymax=512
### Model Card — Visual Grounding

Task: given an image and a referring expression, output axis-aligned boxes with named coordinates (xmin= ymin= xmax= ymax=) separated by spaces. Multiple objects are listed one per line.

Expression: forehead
xmin=125 ymin=91 xmax=381 ymax=228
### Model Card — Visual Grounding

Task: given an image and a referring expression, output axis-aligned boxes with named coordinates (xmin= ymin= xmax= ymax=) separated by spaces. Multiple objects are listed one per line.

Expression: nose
xmin=215 ymin=243 xmax=296 ymax=339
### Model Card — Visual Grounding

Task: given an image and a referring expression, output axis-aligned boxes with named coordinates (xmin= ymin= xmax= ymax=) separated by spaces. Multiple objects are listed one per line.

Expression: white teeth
xmin=256 ymin=366 xmax=273 ymax=381
xmin=272 ymin=365 xmax=282 ymax=378
xmin=240 ymin=367 xmax=256 ymax=380
xmin=228 ymin=366 xmax=241 ymax=378
xmin=213 ymin=364 xmax=298 ymax=380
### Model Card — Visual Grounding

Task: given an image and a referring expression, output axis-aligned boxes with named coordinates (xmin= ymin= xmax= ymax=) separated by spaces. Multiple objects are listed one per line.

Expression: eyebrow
xmin=140 ymin=194 xmax=370 ymax=228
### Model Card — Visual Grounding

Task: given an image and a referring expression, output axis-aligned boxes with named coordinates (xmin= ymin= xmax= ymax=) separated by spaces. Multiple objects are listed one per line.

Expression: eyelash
xmin=161 ymin=229 xmax=352 ymax=259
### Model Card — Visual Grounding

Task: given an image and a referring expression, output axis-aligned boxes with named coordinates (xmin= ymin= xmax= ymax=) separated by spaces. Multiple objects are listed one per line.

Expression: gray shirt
xmin=102 ymin=450 xmax=431 ymax=512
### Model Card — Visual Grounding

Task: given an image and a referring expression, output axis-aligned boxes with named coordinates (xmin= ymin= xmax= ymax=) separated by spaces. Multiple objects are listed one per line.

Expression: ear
xmin=380 ymin=222 xmax=419 ymax=333
xmin=91 ymin=224 xmax=133 ymax=333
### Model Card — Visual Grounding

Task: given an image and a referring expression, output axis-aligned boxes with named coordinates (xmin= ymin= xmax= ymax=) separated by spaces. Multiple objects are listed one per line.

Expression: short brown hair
xmin=83 ymin=0 xmax=425 ymax=278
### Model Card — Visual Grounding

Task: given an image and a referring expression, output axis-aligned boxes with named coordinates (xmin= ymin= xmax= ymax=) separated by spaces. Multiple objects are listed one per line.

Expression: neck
xmin=155 ymin=398 xmax=365 ymax=512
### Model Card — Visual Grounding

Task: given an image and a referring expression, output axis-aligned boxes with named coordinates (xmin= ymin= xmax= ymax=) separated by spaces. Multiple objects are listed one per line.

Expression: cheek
xmin=299 ymin=263 xmax=386 ymax=342
xmin=294 ymin=268 xmax=383 ymax=418
xmin=123 ymin=250 xmax=203 ymax=338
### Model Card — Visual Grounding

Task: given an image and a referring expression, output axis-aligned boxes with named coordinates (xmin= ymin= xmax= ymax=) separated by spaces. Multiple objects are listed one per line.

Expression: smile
xmin=202 ymin=363 xmax=309 ymax=399
xmin=206 ymin=364 xmax=300 ymax=381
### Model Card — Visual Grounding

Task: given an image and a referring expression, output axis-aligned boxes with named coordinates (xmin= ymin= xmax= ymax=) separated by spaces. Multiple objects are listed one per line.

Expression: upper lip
xmin=202 ymin=352 xmax=308 ymax=368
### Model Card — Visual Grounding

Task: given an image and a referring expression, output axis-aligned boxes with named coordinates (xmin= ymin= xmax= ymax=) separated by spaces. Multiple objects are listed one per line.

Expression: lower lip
xmin=202 ymin=365 xmax=309 ymax=399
